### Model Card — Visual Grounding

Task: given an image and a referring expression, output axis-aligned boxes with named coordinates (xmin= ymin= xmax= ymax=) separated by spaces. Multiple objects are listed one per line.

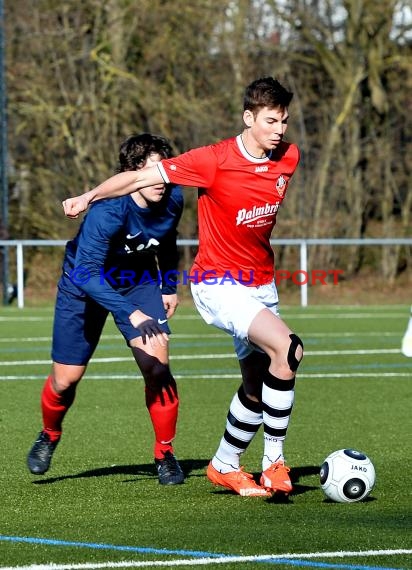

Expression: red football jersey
xmin=158 ymin=135 xmax=300 ymax=286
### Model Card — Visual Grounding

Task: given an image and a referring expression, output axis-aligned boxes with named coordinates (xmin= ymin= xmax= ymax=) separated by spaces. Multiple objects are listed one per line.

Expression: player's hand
xmin=62 ymin=194 xmax=91 ymax=219
xmin=129 ymin=309 xmax=169 ymax=347
xmin=162 ymin=294 xmax=179 ymax=319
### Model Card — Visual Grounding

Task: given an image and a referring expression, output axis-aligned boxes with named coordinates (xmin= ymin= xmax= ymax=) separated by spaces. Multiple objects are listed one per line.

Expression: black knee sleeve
xmin=287 ymin=333 xmax=304 ymax=373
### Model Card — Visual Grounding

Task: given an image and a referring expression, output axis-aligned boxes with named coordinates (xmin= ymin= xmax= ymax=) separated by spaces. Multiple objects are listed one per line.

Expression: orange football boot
xmin=260 ymin=460 xmax=293 ymax=494
xmin=207 ymin=462 xmax=271 ymax=497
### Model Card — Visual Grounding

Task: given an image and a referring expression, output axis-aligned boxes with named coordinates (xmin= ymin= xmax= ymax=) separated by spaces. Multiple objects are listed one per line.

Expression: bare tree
xmin=264 ymin=0 xmax=411 ymax=276
xmin=3 ymin=0 xmax=411 ymax=289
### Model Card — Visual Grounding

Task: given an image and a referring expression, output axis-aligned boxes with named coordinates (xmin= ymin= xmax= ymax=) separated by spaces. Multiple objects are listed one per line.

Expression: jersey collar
xmin=236 ymin=134 xmax=272 ymax=163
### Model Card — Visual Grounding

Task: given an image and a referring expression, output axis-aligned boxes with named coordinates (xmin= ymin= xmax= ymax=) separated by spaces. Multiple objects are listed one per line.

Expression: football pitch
xmin=0 ymin=303 xmax=411 ymax=570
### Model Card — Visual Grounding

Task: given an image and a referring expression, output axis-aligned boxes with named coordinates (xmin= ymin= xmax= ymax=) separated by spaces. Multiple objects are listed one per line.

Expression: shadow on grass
xmin=32 ymin=462 xmax=321 ymax=503
xmin=31 ymin=458 xmax=210 ymax=485
xmin=321 ymin=495 xmax=377 ymax=504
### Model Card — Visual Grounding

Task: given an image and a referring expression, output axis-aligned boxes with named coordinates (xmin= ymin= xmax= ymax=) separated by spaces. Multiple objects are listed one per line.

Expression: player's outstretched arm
xmin=62 ymin=166 xmax=163 ymax=218
xmin=62 ymin=192 xmax=94 ymax=219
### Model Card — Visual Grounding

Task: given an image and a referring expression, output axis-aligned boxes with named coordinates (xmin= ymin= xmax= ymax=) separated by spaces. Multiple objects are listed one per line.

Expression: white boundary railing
xmin=1 ymin=238 xmax=411 ymax=308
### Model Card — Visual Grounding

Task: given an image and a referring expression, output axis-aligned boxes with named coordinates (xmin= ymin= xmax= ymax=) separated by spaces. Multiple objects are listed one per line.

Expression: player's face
xmin=135 ymin=153 xmax=167 ymax=207
xmin=244 ymin=106 xmax=289 ymax=154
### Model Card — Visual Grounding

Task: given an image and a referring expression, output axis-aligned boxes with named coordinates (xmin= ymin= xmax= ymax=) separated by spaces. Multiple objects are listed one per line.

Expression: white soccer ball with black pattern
xmin=319 ymin=448 xmax=376 ymax=503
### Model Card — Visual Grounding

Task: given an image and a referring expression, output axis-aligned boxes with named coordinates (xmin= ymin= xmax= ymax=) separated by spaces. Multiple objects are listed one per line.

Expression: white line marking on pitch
xmin=0 ymin=331 xmax=403 ymax=344
xmin=0 ymin=348 xmax=406 ymax=367
xmin=0 ymin=334 xmax=228 ymax=344
xmin=1 ymin=548 xmax=411 ymax=569
xmin=0 ymin=311 xmax=407 ymax=323
xmin=1 ymin=372 xmax=412 ymax=382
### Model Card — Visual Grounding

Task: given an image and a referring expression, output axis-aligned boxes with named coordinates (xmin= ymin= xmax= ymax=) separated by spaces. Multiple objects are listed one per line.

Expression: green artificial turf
xmin=0 ymin=304 xmax=411 ymax=569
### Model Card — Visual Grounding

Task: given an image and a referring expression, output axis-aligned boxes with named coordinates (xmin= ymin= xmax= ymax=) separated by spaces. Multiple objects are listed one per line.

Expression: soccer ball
xmin=319 ymin=448 xmax=376 ymax=503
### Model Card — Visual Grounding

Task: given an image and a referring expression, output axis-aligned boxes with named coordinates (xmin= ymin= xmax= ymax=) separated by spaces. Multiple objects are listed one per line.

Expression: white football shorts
xmin=190 ymin=279 xmax=279 ymax=360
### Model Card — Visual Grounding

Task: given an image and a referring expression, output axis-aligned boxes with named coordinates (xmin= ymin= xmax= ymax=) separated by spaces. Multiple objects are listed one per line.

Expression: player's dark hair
xmin=116 ymin=133 xmax=173 ymax=173
xmin=243 ymin=77 xmax=293 ymax=116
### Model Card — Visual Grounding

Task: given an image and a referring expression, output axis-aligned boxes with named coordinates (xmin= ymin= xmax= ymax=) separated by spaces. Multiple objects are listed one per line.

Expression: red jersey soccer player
xmin=63 ymin=77 xmax=304 ymax=497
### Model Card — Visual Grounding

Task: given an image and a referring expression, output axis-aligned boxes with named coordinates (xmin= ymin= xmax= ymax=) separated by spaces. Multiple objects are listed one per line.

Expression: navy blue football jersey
xmin=62 ymin=186 xmax=183 ymax=323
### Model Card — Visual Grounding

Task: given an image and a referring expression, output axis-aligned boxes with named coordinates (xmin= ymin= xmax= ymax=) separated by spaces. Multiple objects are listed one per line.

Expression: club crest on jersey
xmin=276 ymin=175 xmax=287 ymax=196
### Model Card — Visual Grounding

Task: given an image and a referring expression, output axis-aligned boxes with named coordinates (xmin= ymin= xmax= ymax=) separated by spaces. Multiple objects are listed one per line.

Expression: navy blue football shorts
xmin=51 ymin=273 xmax=171 ymax=365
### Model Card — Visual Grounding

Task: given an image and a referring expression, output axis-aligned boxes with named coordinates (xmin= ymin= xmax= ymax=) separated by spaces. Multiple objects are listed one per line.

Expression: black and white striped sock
xmin=262 ymin=372 xmax=295 ymax=471
xmin=212 ymin=385 xmax=263 ymax=473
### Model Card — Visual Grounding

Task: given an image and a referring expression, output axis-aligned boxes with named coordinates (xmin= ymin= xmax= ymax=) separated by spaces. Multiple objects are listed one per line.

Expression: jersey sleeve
xmin=72 ymin=201 xmax=137 ymax=322
xmin=157 ymin=227 xmax=180 ymax=295
xmin=157 ymin=146 xmax=218 ymax=188
xmin=157 ymin=186 xmax=184 ymax=295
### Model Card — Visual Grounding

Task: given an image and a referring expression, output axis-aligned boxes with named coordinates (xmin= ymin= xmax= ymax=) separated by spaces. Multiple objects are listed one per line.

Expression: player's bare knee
xmin=53 ymin=376 xmax=81 ymax=393
xmin=287 ymin=333 xmax=304 ymax=373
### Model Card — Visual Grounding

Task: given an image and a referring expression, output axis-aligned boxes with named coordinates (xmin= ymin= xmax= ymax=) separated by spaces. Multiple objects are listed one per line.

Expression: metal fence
xmin=1 ymin=238 xmax=411 ymax=308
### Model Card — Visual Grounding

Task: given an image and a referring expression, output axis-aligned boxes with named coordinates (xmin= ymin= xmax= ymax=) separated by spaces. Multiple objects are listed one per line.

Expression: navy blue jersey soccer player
xmin=27 ymin=133 xmax=185 ymax=485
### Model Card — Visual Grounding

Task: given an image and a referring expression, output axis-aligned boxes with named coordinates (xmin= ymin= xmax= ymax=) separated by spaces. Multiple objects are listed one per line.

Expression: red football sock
xmin=41 ymin=375 xmax=77 ymax=441
xmin=145 ymin=379 xmax=179 ymax=459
